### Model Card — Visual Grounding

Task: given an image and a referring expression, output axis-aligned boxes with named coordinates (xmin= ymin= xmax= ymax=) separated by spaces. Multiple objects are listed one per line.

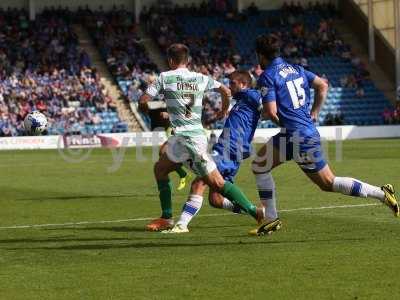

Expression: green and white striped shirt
xmin=145 ymin=68 xmax=221 ymax=136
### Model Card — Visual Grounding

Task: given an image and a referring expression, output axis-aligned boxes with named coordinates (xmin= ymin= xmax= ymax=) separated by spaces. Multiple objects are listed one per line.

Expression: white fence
xmin=0 ymin=125 xmax=399 ymax=150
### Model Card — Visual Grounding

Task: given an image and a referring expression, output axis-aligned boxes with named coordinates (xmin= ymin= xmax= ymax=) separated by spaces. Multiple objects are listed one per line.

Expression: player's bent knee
xmin=308 ymin=165 xmax=335 ymax=192
xmin=204 ymin=171 xmax=225 ymax=191
xmin=213 ymin=178 xmax=226 ymax=191
xmin=190 ymin=181 xmax=202 ymax=191
xmin=190 ymin=180 xmax=206 ymax=195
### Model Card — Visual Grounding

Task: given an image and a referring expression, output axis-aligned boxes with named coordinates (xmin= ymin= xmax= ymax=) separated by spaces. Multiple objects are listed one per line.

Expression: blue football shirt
xmin=213 ymin=89 xmax=261 ymax=161
xmin=258 ymin=57 xmax=317 ymax=134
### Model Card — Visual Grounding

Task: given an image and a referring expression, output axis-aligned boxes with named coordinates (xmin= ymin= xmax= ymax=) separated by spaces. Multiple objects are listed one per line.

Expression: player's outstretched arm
xmin=310 ymin=76 xmax=329 ymax=122
xmin=262 ymin=101 xmax=281 ymax=126
xmin=216 ymin=84 xmax=232 ymax=119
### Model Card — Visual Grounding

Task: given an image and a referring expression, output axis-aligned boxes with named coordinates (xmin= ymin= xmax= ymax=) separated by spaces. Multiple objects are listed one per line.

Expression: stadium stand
xmin=140 ymin=2 xmax=394 ymax=128
xmin=0 ymin=8 xmax=128 ymax=136
xmin=1 ymin=2 xmax=393 ymax=136
xmin=80 ymin=7 xmax=159 ymax=129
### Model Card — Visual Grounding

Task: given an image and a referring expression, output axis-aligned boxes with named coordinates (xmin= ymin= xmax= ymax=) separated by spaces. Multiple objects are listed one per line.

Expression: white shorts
xmin=166 ymin=134 xmax=216 ymax=177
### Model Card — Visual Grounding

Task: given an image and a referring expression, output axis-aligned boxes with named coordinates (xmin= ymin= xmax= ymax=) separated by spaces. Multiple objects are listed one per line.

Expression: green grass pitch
xmin=0 ymin=139 xmax=399 ymax=299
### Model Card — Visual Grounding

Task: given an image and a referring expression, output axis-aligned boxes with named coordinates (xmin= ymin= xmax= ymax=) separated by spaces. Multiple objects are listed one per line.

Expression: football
xmin=23 ymin=111 xmax=48 ymax=135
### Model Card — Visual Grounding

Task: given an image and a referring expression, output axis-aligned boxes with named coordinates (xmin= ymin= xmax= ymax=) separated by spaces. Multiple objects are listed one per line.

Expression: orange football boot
xmin=145 ymin=218 xmax=174 ymax=231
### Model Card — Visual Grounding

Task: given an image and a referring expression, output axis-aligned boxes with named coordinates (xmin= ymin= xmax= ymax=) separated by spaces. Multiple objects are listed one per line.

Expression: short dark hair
xmin=255 ymin=34 xmax=281 ymax=60
xmin=166 ymin=43 xmax=189 ymax=65
xmin=229 ymin=71 xmax=252 ymax=87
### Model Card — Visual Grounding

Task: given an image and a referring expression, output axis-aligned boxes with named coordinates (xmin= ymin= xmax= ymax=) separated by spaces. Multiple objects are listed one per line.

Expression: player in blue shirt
xmin=252 ymin=34 xmax=399 ymax=235
xmin=165 ymin=71 xmax=278 ymax=233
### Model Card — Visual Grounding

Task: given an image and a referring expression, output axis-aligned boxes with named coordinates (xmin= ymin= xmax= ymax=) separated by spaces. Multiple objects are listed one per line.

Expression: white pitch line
xmin=280 ymin=203 xmax=380 ymax=212
xmin=0 ymin=203 xmax=380 ymax=230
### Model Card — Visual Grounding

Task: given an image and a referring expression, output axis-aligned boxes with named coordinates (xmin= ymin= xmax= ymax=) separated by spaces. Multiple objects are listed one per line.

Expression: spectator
xmin=340 ymin=75 xmax=348 ymax=88
xmin=382 ymin=107 xmax=393 ymax=124
xmin=394 ymin=102 xmax=400 ymax=124
xmin=356 ymin=84 xmax=365 ymax=98
xmin=0 ymin=9 xmax=121 ymax=136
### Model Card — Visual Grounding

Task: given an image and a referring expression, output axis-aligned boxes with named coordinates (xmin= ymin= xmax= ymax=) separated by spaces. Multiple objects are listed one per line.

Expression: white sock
xmin=222 ymin=198 xmax=234 ymax=210
xmin=332 ymin=177 xmax=384 ymax=201
xmin=177 ymin=194 xmax=203 ymax=227
xmin=255 ymin=172 xmax=278 ymax=220
xmin=222 ymin=198 xmax=242 ymax=213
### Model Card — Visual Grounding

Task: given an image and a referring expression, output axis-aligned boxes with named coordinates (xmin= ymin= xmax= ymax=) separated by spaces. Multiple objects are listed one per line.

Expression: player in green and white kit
xmin=139 ymin=44 xmax=263 ymax=231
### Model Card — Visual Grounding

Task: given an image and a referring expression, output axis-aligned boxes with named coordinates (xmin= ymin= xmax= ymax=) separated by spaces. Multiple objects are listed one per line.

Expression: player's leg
xmin=208 ymin=190 xmax=242 ymax=213
xmin=206 ymin=150 xmax=280 ymax=218
xmin=207 ymin=158 xmax=243 ymax=213
xmin=180 ymin=135 xmax=263 ymax=230
xmin=164 ymin=178 xmax=207 ymax=233
xmin=295 ymin=133 xmax=399 ymax=217
xmin=248 ymin=133 xmax=290 ymax=235
xmin=166 ymin=170 xmax=246 ymax=233
xmin=146 ymin=152 xmax=180 ymax=231
xmin=249 ymin=132 xmax=293 ymax=235
xmin=305 ymin=164 xmax=399 ymax=216
xmin=159 ymin=141 xmax=189 ymax=191
xmin=202 ymin=169 xmax=263 ymax=222
xmin=179 ymin=134 xmax=259 ymax=220
xmin=164 ymin=140 xmax=252 ymax=232
xmin=252 ymin=137 xmax=285 ymax=221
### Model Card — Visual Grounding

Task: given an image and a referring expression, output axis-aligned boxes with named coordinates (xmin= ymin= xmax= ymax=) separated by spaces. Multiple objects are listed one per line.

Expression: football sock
xmin=177 ymin=194 xmax=203 ymax=227
xmin=175 ymin=166 xmax=187 ymax=179
xmin=222 ymin=198 xmax=242 ymax=213
xmin=332 ymin=177 xmax=385 ymax=201
xmin=157 ymin=179 xmax=173 ymax=219
xmin=255 ymin=172 xmax=278 ymax=220
xmin=221 ymin=182 xmax=257 ymax=218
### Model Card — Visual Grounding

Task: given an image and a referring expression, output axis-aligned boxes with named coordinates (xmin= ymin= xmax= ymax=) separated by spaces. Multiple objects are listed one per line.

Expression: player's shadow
xmin=16 ymin=193 xmax=157 ymax=201
xmin=48 ymin=224 xmax=246 ymax=232
xmin=4 ymin=237 xmax=368 ymax=251
xmin=195 ymin=224 xmax=246 ymax=229
xmin=0 ymin=234 xmax=177 ymax=247
xmin=46 ymin=226 xmax=148 ymax=233
xmin=0 ymin=237 xmax=128 ymax=244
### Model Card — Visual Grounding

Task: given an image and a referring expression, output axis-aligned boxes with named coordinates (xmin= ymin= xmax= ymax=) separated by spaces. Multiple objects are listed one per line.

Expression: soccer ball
xmin=24 ymin=111 xmax=48 ymax=135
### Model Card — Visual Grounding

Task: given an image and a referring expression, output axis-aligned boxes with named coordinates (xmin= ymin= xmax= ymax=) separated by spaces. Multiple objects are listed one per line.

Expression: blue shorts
xmin=211 ymin=147 xmax=241 ymax=183
xmin=271 ymin=130 xmax=327 ymax=173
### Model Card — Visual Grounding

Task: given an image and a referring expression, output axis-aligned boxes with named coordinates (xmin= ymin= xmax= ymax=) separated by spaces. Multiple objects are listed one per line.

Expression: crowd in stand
xmin=322 ymin=112 xmax=344 ymax=126
xmin=0 ymin=9 xmax=119 ymax=136
xmin=141 ymin=1 xmax=351 ymax=127
xmin=383 ymin=102 xmax=400 ymax=124
xmin=144 ymin=0 xmax=342 ymax=74
xmin=82 ymin=8 xmax=158 ymax=79
xmin=36 ymin=2 xmax=378 ymax=130
xmin=143 ymin=1 xmax=244 ymax=83
xmin=339 ymin=55 xmax=370 ymax=98
xmin=76 ymin=7 xmax=160 ymax=109
xmin=0 ymin=2 xmax=393 ymax=135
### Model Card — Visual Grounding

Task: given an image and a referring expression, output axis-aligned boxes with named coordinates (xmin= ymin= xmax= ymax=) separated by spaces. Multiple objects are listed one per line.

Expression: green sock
xmin=175 ymin=167 xmax=187 ymax=179
xmin=221 ymin=182 xmax=257 ymax=219
xmin=157 ymin=179 xmax=173 ymax=219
